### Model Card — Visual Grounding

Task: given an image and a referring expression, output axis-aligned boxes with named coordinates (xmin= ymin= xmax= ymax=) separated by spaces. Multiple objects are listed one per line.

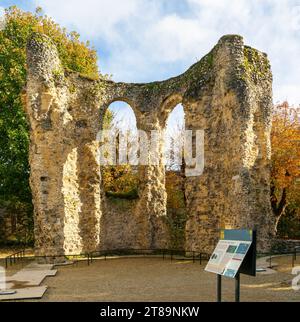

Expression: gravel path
xmin=24 ymin=257 xmax=300 ymax=302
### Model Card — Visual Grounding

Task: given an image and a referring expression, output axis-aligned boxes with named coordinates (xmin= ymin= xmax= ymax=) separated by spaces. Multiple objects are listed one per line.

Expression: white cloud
xmin=0 ymin=7 xmax=5 ymax=19
xmin=34 ymin=0 xmax=300 ymax=104
xmin=0 ymin=7 xmax=6 ymax=31
xmin=35 ymin=0 xmax=153 ymax=39
xmin=144 ymin=15 xmax=215 ymax=62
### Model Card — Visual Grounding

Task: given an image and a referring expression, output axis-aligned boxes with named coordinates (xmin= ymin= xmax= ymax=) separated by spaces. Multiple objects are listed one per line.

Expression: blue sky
xmin=1 ymin=0 xmax=300 ymax=108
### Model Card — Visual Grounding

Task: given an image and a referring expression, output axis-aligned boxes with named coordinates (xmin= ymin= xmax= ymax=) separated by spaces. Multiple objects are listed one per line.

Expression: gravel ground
xmin=1 ymin=252 xmax=300 ymax=302
xmin=21 ymin=256 xmax=300 ymax=302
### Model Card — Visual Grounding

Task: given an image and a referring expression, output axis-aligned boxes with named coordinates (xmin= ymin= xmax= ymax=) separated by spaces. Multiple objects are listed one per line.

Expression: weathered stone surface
xmin=24 ymin=33 xmax=276 ymax=261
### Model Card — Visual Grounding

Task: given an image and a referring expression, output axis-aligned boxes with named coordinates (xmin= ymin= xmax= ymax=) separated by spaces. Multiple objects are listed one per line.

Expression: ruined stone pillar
xmin=25 ymin=34 xmax=102 ymax=260
xmin=184 ymin=35 xmax=274 ymax=253
xmin=133 ymin=114 xmax=170 ymax=249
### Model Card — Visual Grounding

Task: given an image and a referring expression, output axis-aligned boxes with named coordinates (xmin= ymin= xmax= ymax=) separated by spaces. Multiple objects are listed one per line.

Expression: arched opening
xmin=164 ymin=104 xmax=187 ymax=250
xmin=165 ymin=104 xmax=185 ymax=172
xmin=101 ymin=101 xmax=139 ymax=200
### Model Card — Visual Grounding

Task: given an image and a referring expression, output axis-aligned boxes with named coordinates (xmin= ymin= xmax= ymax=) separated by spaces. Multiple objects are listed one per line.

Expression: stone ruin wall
xmin=23 ymin=33 xmax=276 ymax=260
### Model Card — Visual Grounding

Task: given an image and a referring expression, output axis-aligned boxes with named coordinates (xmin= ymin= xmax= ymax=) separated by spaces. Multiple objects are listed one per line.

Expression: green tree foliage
xmin=0 ymin=6 xmax=98 ymax=244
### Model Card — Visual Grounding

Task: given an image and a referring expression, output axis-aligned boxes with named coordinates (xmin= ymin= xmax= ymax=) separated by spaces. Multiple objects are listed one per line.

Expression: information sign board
xmin=205 ymin=230 xmax=256 ymax=278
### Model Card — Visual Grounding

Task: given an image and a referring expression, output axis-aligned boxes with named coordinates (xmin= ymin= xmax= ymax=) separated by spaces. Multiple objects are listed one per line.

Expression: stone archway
xmin=23 ymin=33 xmax=276 ymax=260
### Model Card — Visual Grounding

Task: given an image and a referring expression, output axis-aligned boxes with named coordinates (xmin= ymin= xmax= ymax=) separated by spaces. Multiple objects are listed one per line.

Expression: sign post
xmin=206 ymin=229 xmax=257 ymax=302
xmin=217 ymin=274 xmax=222 ymax=302
xmin=235 ymin=273 xmax=240 ymax=302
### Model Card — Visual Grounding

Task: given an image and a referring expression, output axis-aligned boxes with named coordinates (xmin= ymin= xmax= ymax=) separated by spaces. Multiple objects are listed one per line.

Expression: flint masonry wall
xmin=24 ymin=33 xmax=276 ymax=260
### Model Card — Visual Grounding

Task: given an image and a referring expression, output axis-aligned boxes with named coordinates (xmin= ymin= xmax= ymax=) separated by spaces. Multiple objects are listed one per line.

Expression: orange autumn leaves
xmin=272 ymin=102 xmax=300 ymax=190
xmin=271 ymin=102 xmax=300 ymax=221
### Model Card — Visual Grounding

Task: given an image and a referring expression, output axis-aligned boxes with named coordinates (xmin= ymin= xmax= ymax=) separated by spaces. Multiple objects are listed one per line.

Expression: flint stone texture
xmin=24 ymin=33 xmax=276 ymax=262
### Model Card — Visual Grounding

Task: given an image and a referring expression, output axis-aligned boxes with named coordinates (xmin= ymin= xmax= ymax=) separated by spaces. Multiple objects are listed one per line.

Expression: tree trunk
xmin=271 ymin=183 xmax=288 ymax=230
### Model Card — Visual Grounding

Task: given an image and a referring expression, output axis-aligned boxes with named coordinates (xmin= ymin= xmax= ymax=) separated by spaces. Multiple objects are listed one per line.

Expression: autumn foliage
xmin=271 ymin=102 xmax=300 ymax=234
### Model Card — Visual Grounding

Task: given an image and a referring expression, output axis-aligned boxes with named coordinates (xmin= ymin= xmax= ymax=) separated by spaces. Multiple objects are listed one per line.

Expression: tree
xmin=0 ymin=6 xmax=98 ymax=244
xmin=101 ymin=111 xmax=139 ymax=199
xmin=271 ymin=102 xmax=300 ymax=232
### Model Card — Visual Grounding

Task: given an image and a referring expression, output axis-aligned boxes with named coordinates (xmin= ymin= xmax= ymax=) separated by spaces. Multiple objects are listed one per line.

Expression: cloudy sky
xmin=1 ymin=0 xmax=300 ymax=106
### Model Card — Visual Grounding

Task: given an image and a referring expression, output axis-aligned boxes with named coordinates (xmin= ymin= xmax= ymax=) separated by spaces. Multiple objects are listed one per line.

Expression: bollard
xmin=292 ymin=253 xmax=295 ymax=268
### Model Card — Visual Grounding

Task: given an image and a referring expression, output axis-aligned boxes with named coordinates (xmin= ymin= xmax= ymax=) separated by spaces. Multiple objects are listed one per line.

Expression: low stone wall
xmin=271 ymin=239 xmax=300 ymax=253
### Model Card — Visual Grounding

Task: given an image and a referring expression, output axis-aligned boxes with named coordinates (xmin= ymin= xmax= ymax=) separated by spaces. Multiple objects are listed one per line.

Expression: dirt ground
xmin=4 ymin=256 xmax=298 ymax=302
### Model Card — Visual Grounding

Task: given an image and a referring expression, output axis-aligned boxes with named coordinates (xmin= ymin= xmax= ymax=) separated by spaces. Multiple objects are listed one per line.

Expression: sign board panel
xmin=205 ymin=230 xmax=255 ymax=278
